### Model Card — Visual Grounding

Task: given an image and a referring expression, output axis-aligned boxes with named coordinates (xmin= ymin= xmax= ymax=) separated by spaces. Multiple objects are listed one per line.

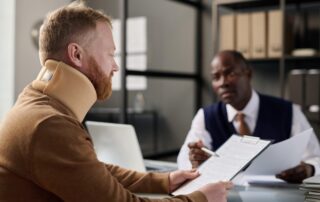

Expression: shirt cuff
xmin=304 ymin=159 xmax=320 ymax=176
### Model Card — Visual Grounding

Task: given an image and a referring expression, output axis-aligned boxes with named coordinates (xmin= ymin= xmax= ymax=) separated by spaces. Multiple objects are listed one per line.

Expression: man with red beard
xmin=0 ymin=1 xmax=232 ymax=202
xmin=177 ymin=50 xmax=320 ymax=183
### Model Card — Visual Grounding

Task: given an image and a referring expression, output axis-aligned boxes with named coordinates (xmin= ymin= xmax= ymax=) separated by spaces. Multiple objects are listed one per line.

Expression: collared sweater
xmin=0 ymin=60 xmax=206 ymax=202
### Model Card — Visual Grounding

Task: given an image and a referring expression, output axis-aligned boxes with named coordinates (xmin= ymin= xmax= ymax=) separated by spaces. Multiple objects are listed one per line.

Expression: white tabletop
xmin=229 ymin=185 xmax=304 ymax=202
xmin=138 ymin=184 xmax=305 ymax=201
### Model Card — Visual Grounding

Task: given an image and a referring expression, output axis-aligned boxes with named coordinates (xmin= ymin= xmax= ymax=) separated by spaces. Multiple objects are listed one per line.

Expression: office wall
xmin=0 ymin=1 xmax=15 ymax=120
xmin=88 ymin=0 xmax=213 ymax=154
xmin=14 ymin=0 xmax=70 ymax=98
xmin=201 ymin=2 xmax=215 ymax=106
xmin=10 ymin=0 xmax=214 ymax=155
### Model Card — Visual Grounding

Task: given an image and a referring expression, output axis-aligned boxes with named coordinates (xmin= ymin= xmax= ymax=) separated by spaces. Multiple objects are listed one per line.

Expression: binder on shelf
xmin=268 ymin=9 xmax=283 ymax=58
xmin=219 ymin=14 xmax=235 ymax=51
xmin=236 ymin=13 xmax=251 ymax=58
xmin=172 ymin=135 xmax=272 ymax=196
xmin=288 ymin=69 xmax=306 ymax=108
xmin=305 ymin=69 xmax=320 ymax=121
xmin=251 ymin=11 xmax=267 ymax=58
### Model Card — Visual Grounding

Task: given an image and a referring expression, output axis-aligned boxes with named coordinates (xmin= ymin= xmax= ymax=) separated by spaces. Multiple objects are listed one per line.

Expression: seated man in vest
xmin=177 ymin=50 xmax=320 ymax=183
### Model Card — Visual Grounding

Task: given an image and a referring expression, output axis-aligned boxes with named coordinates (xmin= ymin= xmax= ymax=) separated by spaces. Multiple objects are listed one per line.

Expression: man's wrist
xmin=306 ymin=164 xmax=315 ymax=177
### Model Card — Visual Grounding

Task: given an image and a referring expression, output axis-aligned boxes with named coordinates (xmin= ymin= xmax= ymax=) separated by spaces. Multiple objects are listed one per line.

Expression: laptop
xmin=86 ymin=121 xmax=178 ymax=172
xmin=85 ymin=121 xmax=146 ymax=172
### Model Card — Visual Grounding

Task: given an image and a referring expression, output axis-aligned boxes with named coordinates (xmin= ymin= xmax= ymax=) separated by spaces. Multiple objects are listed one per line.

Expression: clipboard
xmin=172 ymin=135 xmax=272 ymax=196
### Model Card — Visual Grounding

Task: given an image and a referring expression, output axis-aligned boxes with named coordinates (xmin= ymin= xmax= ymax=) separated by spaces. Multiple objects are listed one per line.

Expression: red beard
xmin=87 ymin=56 xmax=112 ymax=100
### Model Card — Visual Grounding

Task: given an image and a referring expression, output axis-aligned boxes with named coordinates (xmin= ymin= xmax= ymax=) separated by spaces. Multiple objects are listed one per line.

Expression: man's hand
xmin=199 ymin=181 xmax=233 ymax=202
xmin=168 ymin=169 xmax=200 ymax=192
xmin=188 ymin=140 xmax=210 ymax=168
xmin=276 ymin=162 xmax=314 ymax=183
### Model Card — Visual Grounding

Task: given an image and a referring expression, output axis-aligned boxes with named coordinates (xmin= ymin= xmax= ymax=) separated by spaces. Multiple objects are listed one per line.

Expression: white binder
xmin=219 ymin=14 xmax=235 ymax=51
xmin=236 ymin=13 xmax=251 ymax=58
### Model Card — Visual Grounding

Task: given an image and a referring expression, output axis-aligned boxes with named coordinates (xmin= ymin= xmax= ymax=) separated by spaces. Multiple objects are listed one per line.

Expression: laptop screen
xmin=85 ymin=121 xmax=146 ymax=172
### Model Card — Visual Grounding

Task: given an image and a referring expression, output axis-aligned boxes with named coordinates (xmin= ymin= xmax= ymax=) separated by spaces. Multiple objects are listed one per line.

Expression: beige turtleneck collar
xmin=32 ymin=60 xmax=97 ymax=122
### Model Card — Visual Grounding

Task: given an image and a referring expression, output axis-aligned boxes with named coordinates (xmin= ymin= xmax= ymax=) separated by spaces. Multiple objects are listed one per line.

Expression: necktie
xmin=236 ymin=112 xmax=251 ymax=136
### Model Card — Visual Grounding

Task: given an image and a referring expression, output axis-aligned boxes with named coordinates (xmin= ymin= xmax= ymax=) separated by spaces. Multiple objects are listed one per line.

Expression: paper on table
xmin=244 ymin=175 xmax=287 ymax=185
xmin=232 ymin=172 xmax=298 ymax=187
xmin=244 ymin=128 xmax=312 ymax=175
xmin=304 ymin=174 xmax=320 ymax=184
xmin=172 ymin=135 xmax=271 ymax=195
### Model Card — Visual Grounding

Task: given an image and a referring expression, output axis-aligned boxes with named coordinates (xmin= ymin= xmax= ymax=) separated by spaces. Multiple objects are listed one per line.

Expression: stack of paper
xmin=239 ymin=175 xmax=288 ymax=187
xmin=300 ymin=175 xmax=320 ymax=202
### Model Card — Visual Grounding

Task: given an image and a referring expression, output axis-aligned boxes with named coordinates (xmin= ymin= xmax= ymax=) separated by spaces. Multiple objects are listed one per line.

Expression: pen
xmin=201 ymin=147 xmax=220 ymax=157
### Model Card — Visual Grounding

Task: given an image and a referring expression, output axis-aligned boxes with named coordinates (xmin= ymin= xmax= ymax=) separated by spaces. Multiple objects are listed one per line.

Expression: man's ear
xmin=66 ymin=43 xmax=84 ymax=67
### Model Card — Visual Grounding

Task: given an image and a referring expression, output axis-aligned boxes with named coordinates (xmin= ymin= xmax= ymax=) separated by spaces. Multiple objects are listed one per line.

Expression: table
xmin=139 ymin=185 xmax=305 ymax=201
xmin=228 ymin=185 xmax=304 ymax=202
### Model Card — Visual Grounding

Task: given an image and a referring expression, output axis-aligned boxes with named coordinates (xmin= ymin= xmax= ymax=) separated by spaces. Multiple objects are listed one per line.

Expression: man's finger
xmin=196 ymin=140 xmax=204 ymax=147
xmin=191 ymin=161 xmax=202 ymax=169
xmin=188 ymin=142 xmax=199 ymax=148
xmin=188 ymin=140 xmax=204 ymax=149
xmin=189 ymin=148 xmax=209 ymax=157
xmin=183 ymin=170 xmax=200 ymax=180
xmin=190 ymin=153 xmax=209 ymax=161
xmin=222 ymin=181 xmax=233 ymax=189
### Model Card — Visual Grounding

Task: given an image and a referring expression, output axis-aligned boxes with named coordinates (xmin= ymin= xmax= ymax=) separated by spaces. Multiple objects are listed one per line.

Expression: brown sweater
xmin=0 ymin=60 xmax=206 ymax=202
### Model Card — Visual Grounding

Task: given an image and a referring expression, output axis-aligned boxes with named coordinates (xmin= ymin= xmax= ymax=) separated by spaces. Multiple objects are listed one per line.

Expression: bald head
xmin=213 ymin=50 xmax=251 ymax=72
xmin=211 ymin=50 xmax=252 ymax=110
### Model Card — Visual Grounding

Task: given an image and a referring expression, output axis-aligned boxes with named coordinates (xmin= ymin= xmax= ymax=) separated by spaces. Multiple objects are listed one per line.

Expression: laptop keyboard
xmin=144 ymin=159 xmax=178 ymax=173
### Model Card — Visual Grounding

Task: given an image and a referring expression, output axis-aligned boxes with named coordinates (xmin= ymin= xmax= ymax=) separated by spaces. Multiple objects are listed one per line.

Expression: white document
xmin=304 ymin=174 xmax=320 ymax=184
xmin=244 ymin=129 xmax=312 ymax=175
xmin=172 ymin=135 xmax=271 ymax=195
xmin=240 ymin=175 xmax=289 ymax=187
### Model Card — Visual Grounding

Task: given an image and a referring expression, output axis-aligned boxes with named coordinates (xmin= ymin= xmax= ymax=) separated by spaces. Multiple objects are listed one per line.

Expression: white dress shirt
xmin=177 ymin=90 xmax=320 ymax=175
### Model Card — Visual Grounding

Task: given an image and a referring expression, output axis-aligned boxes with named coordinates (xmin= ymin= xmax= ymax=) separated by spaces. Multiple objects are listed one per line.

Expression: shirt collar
xmin=226 ymin=90 xmax=259 ymax=122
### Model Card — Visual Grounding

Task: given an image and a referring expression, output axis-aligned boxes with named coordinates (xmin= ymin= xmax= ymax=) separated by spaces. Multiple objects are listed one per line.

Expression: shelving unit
xmin=212 ymin=0 xmax=320 ymax=96
xmin=119 ymin=0 xmax=204 ymax=158
xmin=213 ymin=0 xmax=283 ymax=96
xmin=212 ymin=0 xmax=320 ymax=132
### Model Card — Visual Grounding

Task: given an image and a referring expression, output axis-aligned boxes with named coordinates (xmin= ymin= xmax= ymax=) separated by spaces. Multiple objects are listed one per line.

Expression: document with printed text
xmin=172 ymin=135 xmax=272 ymax=195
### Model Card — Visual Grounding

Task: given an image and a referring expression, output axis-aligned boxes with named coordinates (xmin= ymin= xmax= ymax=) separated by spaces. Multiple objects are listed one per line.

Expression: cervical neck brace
xmin=32 ymin=60 xmax=97 ymax=122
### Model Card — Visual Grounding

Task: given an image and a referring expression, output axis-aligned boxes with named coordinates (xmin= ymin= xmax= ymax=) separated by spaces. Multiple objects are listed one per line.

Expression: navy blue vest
xmin=203 ymin=94 xmax=292 ymax=151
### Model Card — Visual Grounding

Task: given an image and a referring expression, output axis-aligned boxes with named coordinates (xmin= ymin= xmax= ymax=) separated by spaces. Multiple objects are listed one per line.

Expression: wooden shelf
xmin=285 ymin=55 xmax=320 ymax=61
xmin=215 ymin=0 xmax=279 ymax=9
xmin=168 ymin=0 xmax=202 ymax=8
xmin=247 ymin=58 xmax=280 ymax=63
xmin=285 ymin=0 xmax=320 ymax=6
xmin=244 ymin=56 xmax=320 ymax=63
